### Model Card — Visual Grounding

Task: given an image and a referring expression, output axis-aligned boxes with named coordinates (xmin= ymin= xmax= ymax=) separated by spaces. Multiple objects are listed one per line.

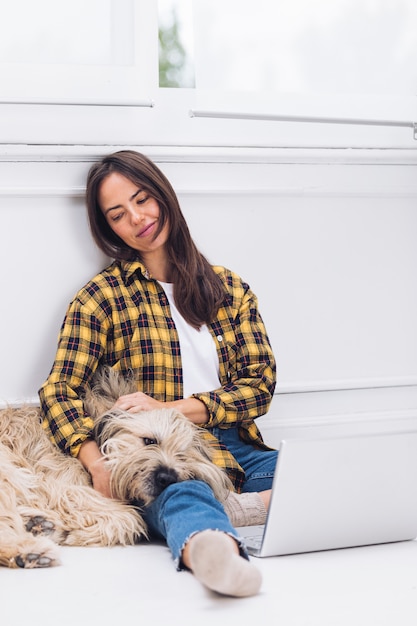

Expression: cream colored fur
xmin=0 ymin=368 xmax=232 ymax=569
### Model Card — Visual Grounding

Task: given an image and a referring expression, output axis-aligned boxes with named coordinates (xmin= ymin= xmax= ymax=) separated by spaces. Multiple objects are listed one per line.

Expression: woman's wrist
xmin=167 ymin=397 xmax=209 ymax=425
xmin=88 ymin=455 xmax=106 ymax=477
xmin=78 ymin=439 xmax=104 ymax=473
xmin=79 ymin=439 xmax=112 ymax=498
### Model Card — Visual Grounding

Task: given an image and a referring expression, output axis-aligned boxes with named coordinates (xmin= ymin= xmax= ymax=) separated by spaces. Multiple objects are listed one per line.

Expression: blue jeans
xmin=143 ymin=427 xmax=278 ymax=568
xmin=211 ymin=426 xmax=278 ymax=492
xmin=143 ymin=480 xmax=246 ymax=569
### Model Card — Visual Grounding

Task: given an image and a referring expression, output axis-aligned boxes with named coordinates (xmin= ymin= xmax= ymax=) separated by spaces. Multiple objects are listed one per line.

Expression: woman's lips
xmin=137 ymin=222 xmax=156 ymax=238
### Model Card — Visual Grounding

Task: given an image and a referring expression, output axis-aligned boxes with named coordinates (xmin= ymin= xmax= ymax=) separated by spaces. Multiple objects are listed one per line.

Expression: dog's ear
xmin=93 ymin=412 xmax=120 ymax=448
xmin=93 ymin=413 xmax=113 ymax=447
xmin=93 ymin=410 xmax=128 ymax=447
xmin=83 ymin=367 xmax=137 ymax=420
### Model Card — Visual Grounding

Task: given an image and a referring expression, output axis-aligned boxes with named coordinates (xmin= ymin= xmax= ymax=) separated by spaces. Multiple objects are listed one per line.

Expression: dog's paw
xmin=25 ymin=516 xmax=55 ymax=536
xmin=13 ymin=552 xmax=56 ymax=569
xmin=6 ymin=535 xmax=61 ymax=569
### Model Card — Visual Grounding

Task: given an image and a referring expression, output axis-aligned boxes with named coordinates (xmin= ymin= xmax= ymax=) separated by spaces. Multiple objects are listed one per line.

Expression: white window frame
xmin=0 ymin=0 xmax=416 ymax=149
xmin=0 ymin=0 xmax=157 ymax=145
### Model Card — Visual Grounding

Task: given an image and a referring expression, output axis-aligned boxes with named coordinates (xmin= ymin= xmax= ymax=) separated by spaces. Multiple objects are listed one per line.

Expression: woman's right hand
xmin=78 ymin=439 xmax=112 ymax=498
xmin=88 ymin=457 xmax=113 ymax=498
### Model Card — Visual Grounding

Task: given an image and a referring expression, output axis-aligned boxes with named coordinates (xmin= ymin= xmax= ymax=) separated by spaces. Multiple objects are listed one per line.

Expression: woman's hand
xmin=114 ymin=392 xmax=209 ymax=425
xmin=88 ymin=457 xmax=113 ymax=498
xmin=113 ymin=391 xmax=165 ymax=413
xmin=78 ymin=439 xmax=112 ymax=498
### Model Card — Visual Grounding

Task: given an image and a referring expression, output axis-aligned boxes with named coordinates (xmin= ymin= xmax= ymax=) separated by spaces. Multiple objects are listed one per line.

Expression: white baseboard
xmin=257 ymin=385 xmax=417 ymax=448
xmin=259 ymin=408 xmax=417 ymax=449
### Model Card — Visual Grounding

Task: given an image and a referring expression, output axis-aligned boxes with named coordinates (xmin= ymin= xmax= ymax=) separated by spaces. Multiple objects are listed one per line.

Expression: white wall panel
xmin=0 ymin=146 xmax=416 ymax=440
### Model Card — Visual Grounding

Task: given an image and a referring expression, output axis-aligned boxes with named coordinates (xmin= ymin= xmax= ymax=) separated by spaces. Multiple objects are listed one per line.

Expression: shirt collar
xmin=119 ymin=258 xmax=149 ymax=282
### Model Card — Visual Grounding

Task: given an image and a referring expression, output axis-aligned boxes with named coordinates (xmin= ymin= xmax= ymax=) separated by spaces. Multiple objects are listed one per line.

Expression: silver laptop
xmin=237 ymin=430 xmax=417 ymax=557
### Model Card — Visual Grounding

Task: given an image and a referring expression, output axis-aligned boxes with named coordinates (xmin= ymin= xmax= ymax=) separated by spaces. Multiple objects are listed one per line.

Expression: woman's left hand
xmin=113 ymin=391 xmax=164 ymax=413
xmin=113 ymin=392 xmax=209 ymax=425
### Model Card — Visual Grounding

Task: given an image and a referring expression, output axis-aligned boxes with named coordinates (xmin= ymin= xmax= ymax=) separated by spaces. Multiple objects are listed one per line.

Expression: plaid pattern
xmin=39 ymin=259 xmax=276 ymax=492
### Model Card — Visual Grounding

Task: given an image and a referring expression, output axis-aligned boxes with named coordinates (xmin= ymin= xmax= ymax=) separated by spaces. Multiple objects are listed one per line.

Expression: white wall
xmin=1 ymin=145 xmax=416 ymax=444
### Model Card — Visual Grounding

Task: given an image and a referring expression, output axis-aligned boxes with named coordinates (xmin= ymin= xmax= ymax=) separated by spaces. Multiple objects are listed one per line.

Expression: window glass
xmin=0 ymin=0 xmax=139 ymax=102
xmin=158 ymin=0 xmax=195 ymax=87
xmin=0 ymin=0 xmax=128 ymax=66
xmin=159 ymin=0 xmax=417 ymax=97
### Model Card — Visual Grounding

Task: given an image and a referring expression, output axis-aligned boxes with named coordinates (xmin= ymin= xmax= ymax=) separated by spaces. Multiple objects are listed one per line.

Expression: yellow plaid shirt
xmin=39 ymin=260 xmax=276 ymax=491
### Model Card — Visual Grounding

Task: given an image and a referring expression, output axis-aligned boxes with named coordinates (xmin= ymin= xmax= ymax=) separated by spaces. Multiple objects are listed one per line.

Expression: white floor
xmin=1 ymin=539 xmax=417 ymax=626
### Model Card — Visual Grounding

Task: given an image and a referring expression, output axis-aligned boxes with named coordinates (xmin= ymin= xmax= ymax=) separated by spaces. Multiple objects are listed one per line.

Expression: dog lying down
xmin=0 ymin=369 xmax=233 ymax=569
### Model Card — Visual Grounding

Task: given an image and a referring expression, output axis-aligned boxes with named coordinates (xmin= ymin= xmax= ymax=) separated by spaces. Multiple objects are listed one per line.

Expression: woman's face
xmin=98 ymin=172 xmax=169 ymax=257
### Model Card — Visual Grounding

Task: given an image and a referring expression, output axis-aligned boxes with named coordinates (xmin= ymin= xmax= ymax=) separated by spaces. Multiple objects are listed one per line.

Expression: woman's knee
xmin=242 ymin=473 xmax=275 ymax=493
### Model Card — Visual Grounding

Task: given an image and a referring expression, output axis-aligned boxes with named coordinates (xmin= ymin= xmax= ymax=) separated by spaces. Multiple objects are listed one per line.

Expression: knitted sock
xmin=223 ymin=491 xmax=267 ymax=527
xmin=188 ymin=530 xmax=262 ymax=597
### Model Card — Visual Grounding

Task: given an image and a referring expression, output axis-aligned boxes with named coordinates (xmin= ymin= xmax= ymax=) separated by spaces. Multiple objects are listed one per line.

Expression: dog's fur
xmin=0 ymin=368 xmax=232 ymax=569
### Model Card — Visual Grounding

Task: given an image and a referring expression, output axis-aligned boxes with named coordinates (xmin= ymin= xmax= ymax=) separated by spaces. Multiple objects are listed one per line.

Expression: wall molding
xmin=0 ymin=146 xmax=416 ymax=199
xmin=4 ymin=399 xmax=417 ymax=422
xmin=0 ymin=144 xmax=417 ymax=165
xmin=258 ymin=407 xmax=417 ymax=448
xmin=5 ymin=381 xmax=417 ymax=411
xmin=2 ymin=186 xmax=417 ymax=200
xmin=262 ymin=406 xmax=417 ymax=430
xmin=0 ymin=187 xmax=86 ymax=198
xmin=276 ymin=376 xmax=417 ymax=394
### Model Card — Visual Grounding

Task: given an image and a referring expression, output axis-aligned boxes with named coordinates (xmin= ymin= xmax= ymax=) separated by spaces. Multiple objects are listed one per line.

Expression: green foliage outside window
xmin=159 ymin=8 xmax=194 ymax=88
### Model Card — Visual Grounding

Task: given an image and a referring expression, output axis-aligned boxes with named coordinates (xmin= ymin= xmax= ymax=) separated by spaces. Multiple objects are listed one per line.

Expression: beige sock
xmin=223 ymin=491 xmax=267 ymax=527
xmin=188 ymin=530 xmax=262 ymax=597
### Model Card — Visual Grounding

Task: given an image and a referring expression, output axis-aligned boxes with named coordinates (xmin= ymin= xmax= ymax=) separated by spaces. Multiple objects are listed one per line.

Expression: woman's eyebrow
xmin=104 ymin=188 xmax=143 ymax=214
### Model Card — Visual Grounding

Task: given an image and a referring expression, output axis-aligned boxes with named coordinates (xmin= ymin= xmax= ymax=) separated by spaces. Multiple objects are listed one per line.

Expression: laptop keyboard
xmin=242 ymin=531 xmax=263 ymax=549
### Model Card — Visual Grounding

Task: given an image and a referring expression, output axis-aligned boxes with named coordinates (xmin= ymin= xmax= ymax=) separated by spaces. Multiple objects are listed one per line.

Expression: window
xmin=0 ymin=0 xmax=152 ymax=103
xmin=0 ymin=0 xmax=155 ymax=145
xmin=0 ymin=0 xmax=415 ymax=147
xmin=160 ymin=0 xmax=417 ymax=97
xmin=157 ymin=0 xmax=417 ymax=148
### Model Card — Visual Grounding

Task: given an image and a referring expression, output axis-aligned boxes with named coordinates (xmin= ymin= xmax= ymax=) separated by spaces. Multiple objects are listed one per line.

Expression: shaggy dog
xmin=0 ymin=369 xmax=232 ymax=569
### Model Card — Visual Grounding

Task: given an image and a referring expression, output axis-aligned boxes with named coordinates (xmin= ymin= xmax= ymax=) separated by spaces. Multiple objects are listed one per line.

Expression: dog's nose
xmin=153 ymin=467 xmax=179 ymax=493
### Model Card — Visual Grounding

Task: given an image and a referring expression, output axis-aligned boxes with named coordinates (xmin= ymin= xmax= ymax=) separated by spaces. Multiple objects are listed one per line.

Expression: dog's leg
xmin=1 ymin=534 xmax=60 ymax=569
xmin=0 ymin=509 xmax=60 ymax=569
xmin=25 ymin=515 xmax=56 ymax=536
xmin=20 ymin=511 xmax=70 ymax=545
xmin=47 ymin=484 xmax=147 ymax=547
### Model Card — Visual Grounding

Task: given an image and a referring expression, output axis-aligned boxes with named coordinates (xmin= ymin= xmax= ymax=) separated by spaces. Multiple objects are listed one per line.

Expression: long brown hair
xmin=86 ymin=150 xmax=225 ymax=328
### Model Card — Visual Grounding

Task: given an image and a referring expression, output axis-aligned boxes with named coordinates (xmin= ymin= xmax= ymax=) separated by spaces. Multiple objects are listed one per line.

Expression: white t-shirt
xmin=159 ymin=281 xmax=221 ymax=398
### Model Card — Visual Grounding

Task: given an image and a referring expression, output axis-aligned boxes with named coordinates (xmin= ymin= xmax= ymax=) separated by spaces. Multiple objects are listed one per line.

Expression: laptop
xmin=236 ymin=430 xmax=417 ymax=557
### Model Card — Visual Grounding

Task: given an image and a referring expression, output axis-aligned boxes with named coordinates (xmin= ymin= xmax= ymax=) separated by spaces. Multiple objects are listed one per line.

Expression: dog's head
xmin=93 ymin=408 xmax=231 ymax=506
